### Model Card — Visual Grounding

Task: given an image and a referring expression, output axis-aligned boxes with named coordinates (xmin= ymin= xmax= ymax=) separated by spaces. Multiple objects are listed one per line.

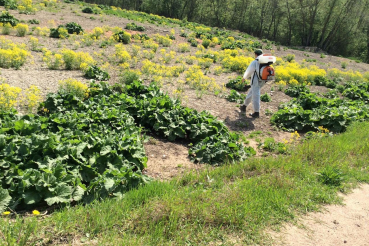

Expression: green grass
xmin=2 ymin=122 xmax=369 ymax=245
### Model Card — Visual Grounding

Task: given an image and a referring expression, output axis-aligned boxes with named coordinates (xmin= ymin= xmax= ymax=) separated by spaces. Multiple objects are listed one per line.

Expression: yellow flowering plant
xmin=0 ymin=83 xmax=22 ymax=111
xmin=1 ymin=23 xmax=12 ymax=35
xmin=23 ymin=85 xmax=42 ymax=112
xmin=114 ymin=44 xmax=131 ymax=63
xmin=0 ymin=37 xmax=31 ymax=69
xmin=58 ymin=79 xmax=88 ymax=99
xmin=15 ymin=23 xmax=29 ymax=37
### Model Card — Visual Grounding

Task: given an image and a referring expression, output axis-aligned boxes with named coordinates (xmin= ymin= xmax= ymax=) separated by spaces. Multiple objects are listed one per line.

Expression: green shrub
xmin=202 ymin=39 xmax=211 ymax=49
xmin=120 ymin=69 xmax=140 ymax=85
xmin=65 ymin=22 xmax=84 ymax=35
xmin=336 ymin=84 xmax=345 ymax=93
xmin=285 ymin=54 xmax=295 ymax=62
xmin=27 ymin=19 xmax=39 ymax=24
xmin=226 ymin=90 xmax=246 ymax=103
xmin=318 ymin=166 xmax=344 ymax=186
xmin=84 ymin=65 xmax=110 ymax=81
xmin=113 ymin=31 xmax=131 ymax=44
xmin=50 ymin=25 xmax=69 ymax=39
xmin=82 ymin=7 xmax=93 ymax=13
xmin=325 ymin=80 xmax=337 ymax=89
xmin=0 ymin=0 xmax=17 ymax=9
xmin=313 ymin=75 xmax=329 ymax=86
xmin=125 ymin=22 xmax=145 ymax=32
xmin=260 ymin=93 xmax=271 ymax=102
xmin=225 ymin=76 xmax=249 ymax=91
xmin=260 ymin=138 xmax=288 ymax=154
xmin=0 ymin=11 xmax=19 ymax=27
xmin=284 ymin=85 xmax=310 ymax=97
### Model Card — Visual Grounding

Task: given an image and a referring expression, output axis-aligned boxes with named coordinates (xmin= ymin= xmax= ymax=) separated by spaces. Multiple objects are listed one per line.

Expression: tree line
xmin=82 ymin=0 xmax=369 ymax=63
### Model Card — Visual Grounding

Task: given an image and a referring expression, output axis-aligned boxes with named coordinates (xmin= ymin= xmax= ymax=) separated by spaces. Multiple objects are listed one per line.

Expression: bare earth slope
xmin=270 ymin=184 xmax=369 ymax=246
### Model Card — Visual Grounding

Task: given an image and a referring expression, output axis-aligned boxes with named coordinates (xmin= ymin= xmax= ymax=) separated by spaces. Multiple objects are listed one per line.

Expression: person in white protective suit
xmin=239 ymin=49 xmax=264 ymax=118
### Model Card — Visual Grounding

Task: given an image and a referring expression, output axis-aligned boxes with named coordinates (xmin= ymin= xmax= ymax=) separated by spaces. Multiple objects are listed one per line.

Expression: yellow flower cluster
xmin=159 ymin=49 xmax=176 ymax=64
xmin=198 ymin=57 xmax=213 ymax=69
xmin=211 ymin=37 xmax=219 ymax=45
xmin=90 ymin=27 xmax=104 ymax=39
xmin=195 ymin=26 xmax=211 ymax=33
xmin=62 ymin=49 xmax=95 ymax=71
xmin=318 ymin=126 xmax=329 ymax=133
xmin=32 ymin=210 xmax=40 ymax=215
xmin=141 ymin=59 xmax=185 ymax=77
xmin=327 ymin=68 xmax=368 ymax=82
xmin=41 ymin=0 xmax=58 ymax=7
xmin=195 ymin=49 xmax=219 ymax=61
xmin=0 ymin=83 xmax=22 ymax=111
xmin=222 ymin=55 xmax=253 ymax=73
xmin=24 ymin=85 xmax=42 ymax=112
xmin=18 ymin=0 xmax=37 ymax=14
xmin=0 ymin=83 xmax=41 ymax=112
xmin=184 ymin=65 xmax=220 ymax=92
xmin=43 ymin=49 xmax=64 ymax=69
xmin=213 ymin=66 xmax=223 ymax=75
xmin=57 ymin=27 xmax=69 ymax=39
xmin=15 ymin=23 xmax=29 ymax=37
xmin=143 ymin=40 xmax=159 ymax=52
xmin=34 ymin=27 xmax=50 ymax=36
xmin=114 ymin=44 xmax=131 ymax=63
xmin=0 ymin=22 xmax=12 ymax=35
xmin=178 ymin=43 xmax=190 ymax=53
xmin=29 ymin=37 xmax=39 ymax=51
xmin=275 ymin=62 xmax=326 ymax=84
xmin=153 ymin=34 xmax=172 ymax=47
xmin=0 ymin=37 xmax=31 ymax=69
xmin=58 ymin=78 xmax=88 ymax=99
xmin=43 ymin=49 xmax=95 ymax=71
xmin=184 ymin=55 xmax=197 ymax=65
xmin=130 ymin=44 xmax=141 ymax=57
xmin=142 ymin=49 xmax=155 ymax=60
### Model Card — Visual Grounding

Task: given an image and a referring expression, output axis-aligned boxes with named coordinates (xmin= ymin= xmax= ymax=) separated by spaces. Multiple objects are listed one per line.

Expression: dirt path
xmin=270 ymin=184 xmax=369 ymax=246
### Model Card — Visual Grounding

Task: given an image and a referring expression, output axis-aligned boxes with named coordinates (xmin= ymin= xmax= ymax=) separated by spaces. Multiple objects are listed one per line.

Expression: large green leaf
xmin=44 ymin=184 xmax=72 ymax=205
xmin=0 ymin=188 xmax=11 ymax=213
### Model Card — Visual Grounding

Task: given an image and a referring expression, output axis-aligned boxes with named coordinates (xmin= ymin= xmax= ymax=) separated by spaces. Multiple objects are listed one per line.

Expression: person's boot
xmin=240 ymin=105 xmax=247 ymax=112
xmin=249 ymin=112 xmax=260 ymax=118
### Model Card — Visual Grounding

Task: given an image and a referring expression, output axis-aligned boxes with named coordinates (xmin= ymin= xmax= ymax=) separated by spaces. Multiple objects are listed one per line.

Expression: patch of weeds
xmin=226 ymin=90 xmax=246 ymax=103
xmin=248 ymin=130 xmax=262 ymax=138
xmin=260 ymin=93 xmax=271 ymax=102
xmin=259 ymin=137 xmax=289 ymax=154
xmin=265 ymin=109 xmax=273 ymax=116
xmin=235 ymin=121 xmax=249 ymax=128
xmin=318 ymin=166 xmax=344 ymax=186
xmin=285 ymin=54 xmax=295 ymax=62
xmin=306 ymin=59 xmax=316 ymax=62
xmin=27 ymin=19 xmax=39 ymax=24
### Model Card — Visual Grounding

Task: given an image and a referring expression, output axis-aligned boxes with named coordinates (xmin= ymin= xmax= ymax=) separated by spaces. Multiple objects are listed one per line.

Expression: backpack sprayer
xmin=255 ymin=54 xmax=276 ymax=82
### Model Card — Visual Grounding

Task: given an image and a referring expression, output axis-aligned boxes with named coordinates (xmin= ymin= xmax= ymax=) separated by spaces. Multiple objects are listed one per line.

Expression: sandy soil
xmin=269 ymin=184 xmax=369 ymax=246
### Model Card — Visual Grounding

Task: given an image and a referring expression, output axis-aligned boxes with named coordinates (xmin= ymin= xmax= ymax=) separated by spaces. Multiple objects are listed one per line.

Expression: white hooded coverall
xmin=242 ymin=56 xmax=265 ymax=112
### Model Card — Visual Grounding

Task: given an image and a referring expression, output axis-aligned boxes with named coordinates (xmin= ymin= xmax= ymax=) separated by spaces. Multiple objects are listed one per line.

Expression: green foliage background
xmin=81 ymin=0 xmax=369 ymax=62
